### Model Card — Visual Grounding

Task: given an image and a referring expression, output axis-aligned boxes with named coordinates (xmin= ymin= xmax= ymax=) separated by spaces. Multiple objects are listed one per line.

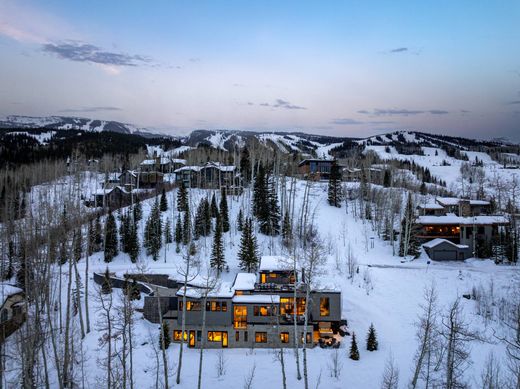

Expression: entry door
xmin=189 ymin=331 xmax=195 ymax=348
xmin=222 ymin=332 xmax=228 ymax=348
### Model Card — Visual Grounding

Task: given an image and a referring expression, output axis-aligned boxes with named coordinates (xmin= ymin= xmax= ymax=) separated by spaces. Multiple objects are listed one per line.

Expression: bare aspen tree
xmin=410 ymin=284 xmax=439 ymax=389
xmin=381 ymin=353 xmax=399 ymax=389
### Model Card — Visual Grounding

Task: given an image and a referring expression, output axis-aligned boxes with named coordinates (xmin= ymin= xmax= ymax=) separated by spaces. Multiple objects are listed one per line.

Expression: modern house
xmin=118 ymin=255 xmax=346 ymax=349
xmin=0 ymin=284 xmax=26 ymax=343
xmin=92 ymin=186 xmax=131 ymax=209
xmin=298 ymin=159 xmax=334 ymax=180
xmin=435 ymin=197 xmax=492 ymax=216
xmin=174 ymin=162 xmax=241 ymax=191
xmin=417 ymin=203 xmax=446 ymax=216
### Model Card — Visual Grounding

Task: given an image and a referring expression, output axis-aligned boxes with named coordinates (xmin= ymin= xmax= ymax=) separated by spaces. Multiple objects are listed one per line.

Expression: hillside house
xmin=298 ymin=159 xmax=334 ymax=180
xmin=0 ymin=284 xmax=26 ymax=343
xmin=174 ymin=162 xmax=241 ymax=191
xmin=423 ymin=238 xmax=471 ymax=261
xmin=92 ymin=186 xmax=131 ymax=209
xmin=435 ymin=197 xmax=491 ymax=216
xmin=112 ymin=255 xmax=347 ymax=349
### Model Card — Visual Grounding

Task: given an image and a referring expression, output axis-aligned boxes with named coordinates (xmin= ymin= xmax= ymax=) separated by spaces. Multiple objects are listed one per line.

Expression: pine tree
xmin=350 ymin=332 xmax=360 ymax=360
xmin=366 ymin=323 xmax=378 ymax=351
xmin=128 ymin=278 xmax=141 ymax=300
xmin=327 ymin=160 xmax=343 ymax=207
xmin=399 ymin=193 xmax=421 ymax=258
xmin=204 ymin=197 xmax=212 ymax=234
xmin=88 ymin=219 xmax=96 ymax=256
xmin=210 ymin=218 xmax=226 ymax=274
xmin=177 ymin=182 xmax=188 ymax=212
xmin=219 ymin=189 xmax=230 ymax=233
xmin=144 ymin=200 xmax=163 ymax=261
xmin=164 ymin=218 xmax=173 ymax=244
xmin=210 ymin=193 xmax=218 ymax=218
xmin=95 ymin=214 xmax=103 ymax=251
xmin=240 ymin=146 xmax=251 ymax=183
xmin=383 ymin=170 xmax=391 ymax=188
xmin=133 ymin=197 xmax=142 ymax=222
xmin=101 ymin=267 xmax=112 ymax=294
xmin=237 ymin=208 xmax=244 ymax=231
xmin=253 ymin=162 xmax=268 ymax=218
xmin=238 ymin=217 xmax=259 ymax=272
xmin=175 ymin=214 xmax=183 ymax=246
xmin=127 ymin=222 xmax=139 ymax=263
xmin=365 ymin=203 xmax=372 ymax=220
xmin=160 ymin=321 xmax=171 ymax=349
xmin=72 ymin=228 xmax=82 ymax=262
xmin=160 ymin=187 xmax=168 ymax=212
xmin=104 ymin=211 xmax=118 ymax=262
xmin=119 ymin=211 xmax=130 ymax=253
xmin=182 ymin=202 xmax=191 ymax=245
xmin=266 ymin=177 xmax=281 ymax=235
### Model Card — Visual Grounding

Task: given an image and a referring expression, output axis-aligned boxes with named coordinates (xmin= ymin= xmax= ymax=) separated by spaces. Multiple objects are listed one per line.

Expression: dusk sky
xmin=0 ymin=0 xmax=519 ymax=139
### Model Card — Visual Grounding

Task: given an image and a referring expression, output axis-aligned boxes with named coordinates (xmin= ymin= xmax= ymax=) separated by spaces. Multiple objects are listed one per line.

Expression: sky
xmin=0 ymin=0 xmax=519 ymax=140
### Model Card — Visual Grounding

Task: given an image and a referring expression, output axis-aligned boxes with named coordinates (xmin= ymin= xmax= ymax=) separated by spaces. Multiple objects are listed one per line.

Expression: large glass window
xmin=208 ymin=331 xmax=223 ymax=342
xmin=234 ymin=305 xmax=247 ymax=328
xmin=280 ymin=332 xmax=289 ymax=343
xmin=254 ymin=305 xmax=276 ymax=316
xmin=320 ymin=297 xmax=330 ymax=316
xmin=206 ymin=301 xmax=227 ymax=312
xmin=187 ymin=301 xmax=201 ymax=311
xmin=280 ymin=297 xmax=306 ymax=315
xmin=173 ymin=330 xmax=188 ymax=341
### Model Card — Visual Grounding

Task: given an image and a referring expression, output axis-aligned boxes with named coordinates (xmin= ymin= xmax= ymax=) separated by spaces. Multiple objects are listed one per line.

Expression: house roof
xmin=417 ymin=203 xmax=445 ymax=210
xmin=176 ymin=281 xmax=234 ymax=299
xmin=417 ymin=215 xmax=509 ymax=226
xmin=232 ymin=294 xmax=280 ymax=304
xmin=259 ymin=256 xmax=293 ymax=272
xmin=422 ymin=238 xmax=469 ymax=250
xmin=1 ymin=283 xmax=23 ymax=307
xmin=298 ymin=159 xmax=334 ymax=167
xmin=436 ymin=197 xmax=490 ymax=207
xmin=232 ymin=273 xmax=256 ymax=291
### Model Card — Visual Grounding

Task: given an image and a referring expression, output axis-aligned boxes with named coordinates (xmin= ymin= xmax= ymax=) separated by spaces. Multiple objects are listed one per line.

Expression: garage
xmin=423 ymin=239 xmax=470 ymax=261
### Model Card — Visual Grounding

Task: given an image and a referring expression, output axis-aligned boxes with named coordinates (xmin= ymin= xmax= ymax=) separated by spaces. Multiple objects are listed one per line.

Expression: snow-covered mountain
xmin=0 ymin=115 xmax=163 ymax=138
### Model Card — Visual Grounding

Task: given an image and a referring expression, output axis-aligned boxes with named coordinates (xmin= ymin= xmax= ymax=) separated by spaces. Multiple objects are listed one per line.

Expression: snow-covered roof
xmin=174 ymin=166 xmax=203 ymax=173
xmin=176 ymin=281 xmax=234 ymax=299
xmin=141 ymin=157 xmax=171 ymax=166
xmin=1 ymin=283 xmax=23 ymax=307
xmin=232 ymin=294 xmax=280 ymax=304
xmin=436 ymin=197 xmax=490 ymax=207
xmin=423 ymin=238 xmax=469 ymax=249
xmin=232 ymin=273 xmax=256 ymax=291
xmin=417 ymin=203 xmax=445 ymax=210
xmin=203 ymin=162 xmax=236 ymax=172
xmin=298 ymin=159 xmax=334 ymax=166
xmin=417 ymin=215 xmax=509 ymax=225
xmin=171 ymin=159 xmax=187 ymax=165
xmin=93 ymin=188 xmax=114 ymax=196
xmin=259 ymin=256 xmax=293 ymax=272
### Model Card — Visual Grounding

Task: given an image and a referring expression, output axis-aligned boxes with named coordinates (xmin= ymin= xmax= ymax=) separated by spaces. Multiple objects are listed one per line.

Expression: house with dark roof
xmin=0 ymin=284 xmax=26 ymax=343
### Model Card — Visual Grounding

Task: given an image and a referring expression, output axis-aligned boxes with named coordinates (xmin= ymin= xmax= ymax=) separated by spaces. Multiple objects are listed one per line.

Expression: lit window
xmin=187 ymin=301 xmax=201 ymax=311
xmin=208 ymin=331 xmax=223 ymax=342
xmin=320 ymin=298 xmax=330 ymax=317
xmin=280 ymin=332 xmax=289 ymax=343
xmin=173 ymin=330 xmax=188 ymax=341
xmin=255 ymin=332 xmax=267 ymax=343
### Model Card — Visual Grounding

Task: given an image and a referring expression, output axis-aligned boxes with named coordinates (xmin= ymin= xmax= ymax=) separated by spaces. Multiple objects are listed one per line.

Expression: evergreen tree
xmin=59 ymin=237 xmax=68 ymax=265
xmin=144 ymin=200 xmax=163 ymax=261
xmin=219 ymin=189 xmax=230 ymax=233
xmin=253 ymin=162 xmax=268 ymax=218
xmin=88 ymin=219 xmax=96 ymax=256
xmin=127 ymin=222 xmax=139 ymax=263
xmin=182 ymin=202 xmax=191 ymax=245
xmin=210 ymin=218 xmax=226 ymax=274
xmin=128 ymin=278 xmax=141 ymax=300
xmin=365 ymin=203 xmax=372 ymax=220
xmin=101 ymin=267 xmax=112 ymax=294
xmin=266 ymin=177 xmax=281 ymax=235
xmin=177 ymin=182 xmax=188 ymax=212
xmin=238 ymin=217 xmax=260 ymax=272
xmin=240 ymin=146 xmax=251 ymax=183
xmin=383 ymin=170 xmax=392 ymax=188
xmin=366 ymin=323 xmax=378 ymax=351
xmin=164 ymin=218 xmax=173 ymax=244
xmin=327 ymin=160 xmax=343 ymax=207
xmin=282 ymin=211 xmax=292 ymax=247
xmin=382 ymin=217 xmax=392 ymax=241
xmin=175 ymin=214 xmax=183 ymax=247
xmin=210 ymin=193 xmax=218 ymax=218
xmin=160 ymin=321 xmax=171 ymax=349
xmin=72 ymin=228 xmax=82 ymax=262
xmin=399 ymin=193 xmax=421 ymax=258
xmin=237 ymin=208 xmax=244 ymax=232
xmin=160 ymin=187 xmax=168 ymax=212
xmin=204 ymin=197 xmax=212 ymax=234
xmin=95 ymin=214 xmax=103 ymax=251
xmin=133 ymin=197 xmax=142 ymax=222
xmin=104 ymin=211 xmax=118 ymax=262
xmin=350 ymin=332 xmax=360 ymax=360
xmin=119 ymin=211 xmax=130 ymax=253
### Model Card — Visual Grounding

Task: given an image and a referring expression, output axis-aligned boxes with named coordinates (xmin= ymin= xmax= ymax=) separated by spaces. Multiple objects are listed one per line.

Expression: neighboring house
xmin=92 ymin=186 xmax=130 ymax=209
xmin=435 ymin=197 xmax=491 ymax=216
xmin=174 ymin=162 xmax=241 ymax=191
xmin=423 ymin=238 xmax=471 ymax=261
xmin=342 ymin=167 xmax=362 ymax=182
xmin=0 ymin=284 xmax=26 ymax=343
xmin=298 ymin=159 xmax=334 ymax=180
xmin=140 ymin=157 xmax=187 ymax=173
xmin=138 ymin=255 xmax=345 ymax=349
xmin=417 ymin=203 xmax=446 ymax=216
xmin=416 ymin=214 xmax=508 ymax=254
